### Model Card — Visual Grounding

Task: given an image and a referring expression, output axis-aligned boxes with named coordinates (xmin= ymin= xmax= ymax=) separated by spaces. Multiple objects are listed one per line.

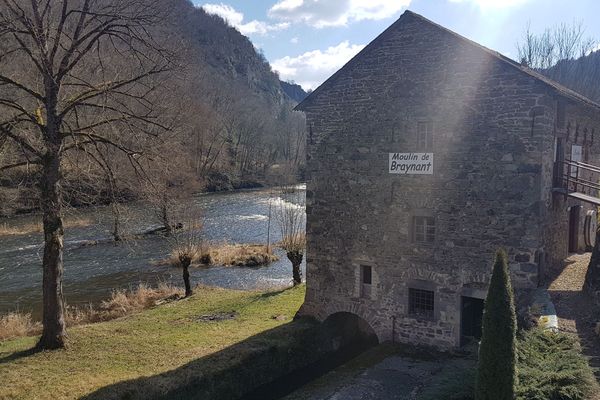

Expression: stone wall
xmin=298 ymin=11 xmax=600 ymax=349
xmin=541 ymin=101 xmax=600 ymax=280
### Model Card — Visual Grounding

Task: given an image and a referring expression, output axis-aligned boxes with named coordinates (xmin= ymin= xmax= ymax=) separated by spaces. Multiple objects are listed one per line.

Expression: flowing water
xmin=0 ymin=186 xmax=306 ymax=318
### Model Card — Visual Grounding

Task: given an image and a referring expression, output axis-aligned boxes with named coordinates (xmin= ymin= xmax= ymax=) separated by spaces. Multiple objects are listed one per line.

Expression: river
xmin=0 ymin=186 xmax=306 ymax=318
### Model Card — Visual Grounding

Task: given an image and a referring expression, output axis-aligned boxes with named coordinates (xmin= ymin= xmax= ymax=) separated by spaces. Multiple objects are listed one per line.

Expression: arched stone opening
xmin=322 ymin=312 xmax=379 ymax=353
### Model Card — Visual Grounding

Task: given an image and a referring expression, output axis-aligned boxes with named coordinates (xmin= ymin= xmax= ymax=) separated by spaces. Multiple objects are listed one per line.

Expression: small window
xmin=361 ymin=265 xmax=372 ymax=284
xmin=417 ymin=121 xmax=434 ymax=150
xmin=413 ymin=216 xmax=435 ymax=243
xmin=409 ymin=288 xmax=434 ymax=319
xmin=360 ymin=265 xmax=372 ymax=298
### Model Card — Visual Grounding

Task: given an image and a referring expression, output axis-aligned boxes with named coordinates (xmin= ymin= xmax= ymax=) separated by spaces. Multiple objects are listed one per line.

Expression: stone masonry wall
xmin=298 ymin=12 xmax=600 ymax=349
xmin=541 ymin=101 xmax=600 ymax=280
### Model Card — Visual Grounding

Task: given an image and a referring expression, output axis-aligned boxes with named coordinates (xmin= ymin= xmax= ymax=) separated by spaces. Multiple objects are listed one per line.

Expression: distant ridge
xmin=541 ymin=51 xmax=600 ymax=104
xmin=280 ymin=81 xmax=308 ymax=103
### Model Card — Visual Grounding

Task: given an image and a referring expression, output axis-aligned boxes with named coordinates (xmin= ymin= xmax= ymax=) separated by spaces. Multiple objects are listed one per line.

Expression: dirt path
xmin=547 ymin=253 xmax=600 ymax=398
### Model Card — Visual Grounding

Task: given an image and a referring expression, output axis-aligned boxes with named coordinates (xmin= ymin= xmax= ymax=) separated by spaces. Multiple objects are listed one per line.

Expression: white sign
xmin=389 ymin=153 xmax=434 ymax=175
xmin=571 ymin=145 xmax=582 ymax=162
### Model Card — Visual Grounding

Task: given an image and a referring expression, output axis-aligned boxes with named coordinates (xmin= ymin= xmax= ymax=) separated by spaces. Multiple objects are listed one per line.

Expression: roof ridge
xmin=296 ymin=10 xmax=600 ymax=112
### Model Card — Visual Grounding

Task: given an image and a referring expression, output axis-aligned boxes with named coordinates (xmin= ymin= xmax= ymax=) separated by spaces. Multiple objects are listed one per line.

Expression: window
xmin=409 ymin=288 xmax=434 ymax=319
xmin=361 ymin=265 xmax=372 ymax=284
xmin=413 ymin=216 xmax=435 ymax=243
xmin=360 ymin=265 xmax=372 ymax=298
xmin=417 ymin=121 xmax=434 ymax=150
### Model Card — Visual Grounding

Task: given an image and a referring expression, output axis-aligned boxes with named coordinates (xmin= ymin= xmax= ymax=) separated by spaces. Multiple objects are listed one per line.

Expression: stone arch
xmin=318 ymin=302 xmax=382 ymax=343
xmin=400 ymin=265 xmax=449 ymax=286
xmin=322 ymin=311 xmax=379 ymax=351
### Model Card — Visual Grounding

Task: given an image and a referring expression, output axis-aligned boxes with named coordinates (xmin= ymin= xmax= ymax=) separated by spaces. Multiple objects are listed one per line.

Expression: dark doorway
xmin=569 ymin=206 xmax=580 ymax=253
xmin=461 ymin=296 xmax=484 ymax=346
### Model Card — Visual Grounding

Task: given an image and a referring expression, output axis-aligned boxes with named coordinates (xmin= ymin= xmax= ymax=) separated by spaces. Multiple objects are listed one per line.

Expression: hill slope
xmin=0 ymin=0 xmax=306 ymax=216
xmin=541 ymin=51 xmax=600 ymax=103
xmin=281 ymin=81 xmax=309 ymax=103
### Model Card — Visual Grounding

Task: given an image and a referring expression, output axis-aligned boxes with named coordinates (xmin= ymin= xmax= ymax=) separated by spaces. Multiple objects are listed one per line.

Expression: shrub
xmin=476 ymin=249 xmax=517 ymax=400
xmin=516 ymin=329 xmax=596 ymax=400
xmin=0 ymin=312 xmax=42 ymax=340
xmin=205 ymin=243 xmax=278 ymax=267
xmin=161 ymin=243 xmax=278 ymax=268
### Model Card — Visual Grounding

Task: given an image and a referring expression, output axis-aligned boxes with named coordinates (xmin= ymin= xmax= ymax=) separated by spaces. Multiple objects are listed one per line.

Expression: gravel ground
xmin=547 ymin=253 xmax=600 ymax=399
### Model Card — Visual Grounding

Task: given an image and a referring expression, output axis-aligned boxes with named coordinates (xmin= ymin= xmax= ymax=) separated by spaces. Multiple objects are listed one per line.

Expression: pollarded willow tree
xmin=0 ymin=0 xmax=176 ymax=349
xmin=275 ymin=187 xmax=306 ymax=286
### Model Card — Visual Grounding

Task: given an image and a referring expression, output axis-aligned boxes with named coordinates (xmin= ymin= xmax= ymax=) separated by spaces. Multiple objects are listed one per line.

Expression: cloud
xmin=448 ymin=0 xmax=530 ymax=9
xmin=268 ymin=0 xmax=411 ymax=28
xmin=291 ymin=37 xmax=299 ymax=44
xmin=202 ymin=3 xmax=289 ymax=36
xmin=272 ymin=41 xmax=366 ymax=90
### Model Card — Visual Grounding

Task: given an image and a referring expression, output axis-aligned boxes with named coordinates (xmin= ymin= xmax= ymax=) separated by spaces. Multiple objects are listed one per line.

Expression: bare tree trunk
xmin=287 ymin=251 xmax=303 ymax=286
xmin=161 ymin=202 xmax=172 ymax=236
xmin=181 ymin=259 xmax=193 ymax=297
xmin=111 ymin=202 xmax=123 ymax=242
xmin=37 ymin=143 xmax=67 ymax=349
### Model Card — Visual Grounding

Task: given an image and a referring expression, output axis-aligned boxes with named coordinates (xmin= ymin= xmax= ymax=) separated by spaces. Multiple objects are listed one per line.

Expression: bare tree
xmin=170 ymin=213 xmax=204 ymax=297
xmin=275 ymin=188 xmax=306 ymax=285
xmin=0 ymin=0 xmax=174 ymax=349
xmin=517 ymin=20 xmax=597 ymax=70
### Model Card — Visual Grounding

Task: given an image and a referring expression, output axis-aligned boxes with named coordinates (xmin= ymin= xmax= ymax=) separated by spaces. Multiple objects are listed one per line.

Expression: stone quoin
xmin=294 ymin=10 xmax=600 ymax=349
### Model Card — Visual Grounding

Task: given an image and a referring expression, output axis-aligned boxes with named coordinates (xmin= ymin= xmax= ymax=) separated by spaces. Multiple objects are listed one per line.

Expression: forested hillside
xmin=0 ymin=0 xmax=306 ymax=217
xmin=542 ymin=51 xmax=600 ymax=103
xmin=516 ymin=22 xmax=600 ymax=104
xmin=281 ymin=81 xmax=309 ymax=103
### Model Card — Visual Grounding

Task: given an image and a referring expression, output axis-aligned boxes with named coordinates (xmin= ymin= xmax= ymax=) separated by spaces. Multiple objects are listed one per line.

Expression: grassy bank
xmin=0 ymin=285 xmax=309 ymax=400
xmin=0 ymin=284 xmax=182 ymax=341
xmin=0 ymin=216 xmax=92 ymax=236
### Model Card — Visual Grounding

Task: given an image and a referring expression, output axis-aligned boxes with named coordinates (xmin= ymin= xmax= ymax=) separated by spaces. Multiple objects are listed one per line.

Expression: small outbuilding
xmin=295 ymin=10 xmax=600 ymax=349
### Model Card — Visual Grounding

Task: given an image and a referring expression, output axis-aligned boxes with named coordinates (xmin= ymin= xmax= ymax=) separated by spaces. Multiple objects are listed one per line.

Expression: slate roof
xmin=296 ymin=10 xmax=600 ymax=112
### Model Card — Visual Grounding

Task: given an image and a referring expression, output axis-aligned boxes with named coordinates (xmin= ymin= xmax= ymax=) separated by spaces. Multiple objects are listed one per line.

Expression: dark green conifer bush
xmin=476 ymin=249 xmax=517 ymax=400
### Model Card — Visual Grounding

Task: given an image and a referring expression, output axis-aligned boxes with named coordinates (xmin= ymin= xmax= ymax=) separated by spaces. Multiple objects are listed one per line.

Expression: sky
xmin=194 ymin=0 xmax=600 ymax=91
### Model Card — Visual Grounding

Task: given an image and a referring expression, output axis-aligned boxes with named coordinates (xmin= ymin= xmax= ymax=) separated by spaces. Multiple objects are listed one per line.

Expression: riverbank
xmin=0 ymin=285 xmax=310 ymax=400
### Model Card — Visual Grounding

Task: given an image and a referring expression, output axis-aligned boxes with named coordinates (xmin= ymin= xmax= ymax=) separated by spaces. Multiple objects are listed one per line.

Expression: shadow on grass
xmin=0 ymin=347 xmax=40 ymax=364
xmin=256 ymin=287 xmax=293 ymax=299
xmin=77 ymin=318 xmax=333 ymax=400
xmin=77 ymin=310 xmax=381 ymax=400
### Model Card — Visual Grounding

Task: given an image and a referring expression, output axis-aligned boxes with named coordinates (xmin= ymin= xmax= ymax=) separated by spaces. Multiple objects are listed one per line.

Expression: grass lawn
xmin=0 ymin=285 xmax=308 ymax=400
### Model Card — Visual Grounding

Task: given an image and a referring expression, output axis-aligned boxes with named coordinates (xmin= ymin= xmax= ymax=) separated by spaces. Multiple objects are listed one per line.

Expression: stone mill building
xmin=295 ymin=10 xmax=600 ymax=349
